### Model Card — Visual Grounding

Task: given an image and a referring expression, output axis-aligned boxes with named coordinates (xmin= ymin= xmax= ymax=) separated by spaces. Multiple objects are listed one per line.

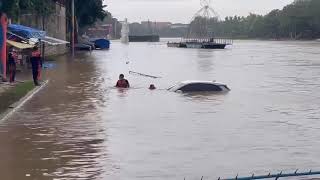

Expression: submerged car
xmin=168 ymin=81 xmax=230 ymax=92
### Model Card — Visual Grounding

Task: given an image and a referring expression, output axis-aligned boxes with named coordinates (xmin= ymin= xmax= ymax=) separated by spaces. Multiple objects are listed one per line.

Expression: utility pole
xmin=71 ymin=0 xmax=75 ymax=58
xmin=0 ymin=13 xmax=8 ymax=81
xmin=41 ymin=4 xmax=45 ymax=62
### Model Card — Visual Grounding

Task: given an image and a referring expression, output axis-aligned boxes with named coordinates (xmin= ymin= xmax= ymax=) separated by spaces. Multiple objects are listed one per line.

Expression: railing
xmin=184 ymin=169 xmax=320 ymax=180
xmin=182 ymin=38 xmax=233 ymax=45
xmin=213 ymin=38 xmax=233 ymax=45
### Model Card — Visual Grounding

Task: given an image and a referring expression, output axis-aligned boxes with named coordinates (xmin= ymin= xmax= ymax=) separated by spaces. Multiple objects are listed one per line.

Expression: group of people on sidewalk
xmin=7 ymin=46 xmax=42 ymax=86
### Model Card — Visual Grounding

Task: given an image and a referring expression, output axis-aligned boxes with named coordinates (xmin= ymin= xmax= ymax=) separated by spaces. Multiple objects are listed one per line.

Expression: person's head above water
xmin=119 ymin=74 xmax=125 ymax=80
xmin=149 ymin=84 xmax=156 ymax=90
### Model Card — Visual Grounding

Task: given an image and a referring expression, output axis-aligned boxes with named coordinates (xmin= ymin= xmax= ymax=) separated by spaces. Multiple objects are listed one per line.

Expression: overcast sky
xmin=104 ymin=0 xmax=294 ymax=23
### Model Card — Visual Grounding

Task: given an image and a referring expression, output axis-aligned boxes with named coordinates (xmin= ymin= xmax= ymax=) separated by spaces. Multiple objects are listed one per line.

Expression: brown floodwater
xmin=1 ymin=40 xmax=320 ymax=180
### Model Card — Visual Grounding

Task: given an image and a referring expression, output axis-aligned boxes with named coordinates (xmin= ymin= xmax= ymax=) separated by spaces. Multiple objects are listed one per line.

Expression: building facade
xmin=19 ymin=0 xmax=68 ymax=56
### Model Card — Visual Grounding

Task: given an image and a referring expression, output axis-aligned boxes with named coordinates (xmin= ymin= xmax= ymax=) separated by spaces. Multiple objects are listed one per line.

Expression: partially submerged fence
xmin=185 ymin=169 xmax=320 ymax=180
xmin=183 ymin=38 xmax=233 ymax=45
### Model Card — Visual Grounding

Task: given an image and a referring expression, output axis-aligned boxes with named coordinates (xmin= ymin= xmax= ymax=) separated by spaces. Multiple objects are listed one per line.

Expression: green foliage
xmin=0 ymin=0 xmax=54 ymax=21
xmin=191 ymin=0 xmax=320 ymax=39
xmin=70 ymin=0 xmax=107 ymax=28
xmin=0 ymin=0 xmax=107 ymax=28
xmin=1 ymin=0 xmax=22 ymax=20
xmin=30 ymin=0 xmax=55 ymax=16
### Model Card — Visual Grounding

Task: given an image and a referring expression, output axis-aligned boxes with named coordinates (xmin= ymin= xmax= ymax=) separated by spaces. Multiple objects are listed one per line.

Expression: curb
xmin=0 ymin=80 xmax=49 ymax=123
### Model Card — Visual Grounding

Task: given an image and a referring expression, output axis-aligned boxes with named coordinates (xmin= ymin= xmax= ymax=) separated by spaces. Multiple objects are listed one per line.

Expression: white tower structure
xmin=121 ymin=18 xmax=130 ymax=44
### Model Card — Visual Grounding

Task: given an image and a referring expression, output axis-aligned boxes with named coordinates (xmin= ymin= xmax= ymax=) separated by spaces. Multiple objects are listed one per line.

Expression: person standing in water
xmin=116 ymin=74 xmax=130 ymax=88
xmin=30 ymin=46 xmax=41 ymax=86
xmin=8 ymin=48 xmax=16 ymax=83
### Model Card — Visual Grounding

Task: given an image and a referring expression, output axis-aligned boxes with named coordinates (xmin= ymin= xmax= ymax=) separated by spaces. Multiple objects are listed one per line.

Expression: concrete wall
xmin=19 ymin=3 xmax=68 ymax=56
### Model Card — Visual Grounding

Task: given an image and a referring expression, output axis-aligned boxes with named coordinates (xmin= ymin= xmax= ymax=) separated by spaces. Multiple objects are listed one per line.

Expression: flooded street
xmin=1 ymin=40 xmax=320 ymax=180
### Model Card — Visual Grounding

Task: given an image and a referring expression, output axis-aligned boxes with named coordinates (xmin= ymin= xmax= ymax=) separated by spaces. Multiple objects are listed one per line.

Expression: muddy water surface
xmin=1 ymin=40 xmax=320 ymax=180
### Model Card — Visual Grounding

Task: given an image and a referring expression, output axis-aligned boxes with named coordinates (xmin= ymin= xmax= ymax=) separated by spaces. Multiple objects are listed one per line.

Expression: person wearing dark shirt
xmin=8 ymin=51 xmax=16 ymax=83
xmin=30 ymin=46 xmax=41 ymax=86
xmin=116 ymin=74 xmax=130 ymax=88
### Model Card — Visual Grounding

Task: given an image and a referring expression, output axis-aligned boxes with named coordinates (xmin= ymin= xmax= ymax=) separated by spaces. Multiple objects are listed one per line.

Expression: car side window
xmin=178 ymin=84 xmax=196 ymax=91
xmin=203 ymin=84 xmax=222 ymax=91
xmin=178 ymin=83 xmax=222 ymax=91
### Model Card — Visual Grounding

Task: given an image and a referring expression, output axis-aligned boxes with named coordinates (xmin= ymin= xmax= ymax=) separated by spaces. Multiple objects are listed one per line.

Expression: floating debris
xmin=129 ymin=71 xmax=161 ymax=79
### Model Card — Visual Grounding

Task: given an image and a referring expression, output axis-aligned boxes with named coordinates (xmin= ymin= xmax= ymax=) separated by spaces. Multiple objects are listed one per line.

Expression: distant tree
xmin=0 ymin=0 xmax=55 ymax=23
xmin=264 ymin=9 xmax=281 ymax=38
xmin=188 ymin=0 xmax=320 ymax=39
xmin=74 ymin=0 xmax=107 ymax=28
xmin=1 ymin=0 xmax=26 ymax=21
xmin=63 ymin=0 xmax=108 ymax=40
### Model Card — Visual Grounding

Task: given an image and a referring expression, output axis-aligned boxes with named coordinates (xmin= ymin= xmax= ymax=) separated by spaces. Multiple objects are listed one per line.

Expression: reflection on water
xmin=0 ymin=55 xmax=112 ymax=180
xmin=1 ymin=40 xmax=320 ymax=180
xmin=196 ymin=49 xmax=215 ymax=72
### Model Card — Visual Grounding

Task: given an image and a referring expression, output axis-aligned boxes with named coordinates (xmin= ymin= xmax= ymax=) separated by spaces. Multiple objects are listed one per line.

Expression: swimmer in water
xmin=116 ymin=74 xmax=130 ymax=88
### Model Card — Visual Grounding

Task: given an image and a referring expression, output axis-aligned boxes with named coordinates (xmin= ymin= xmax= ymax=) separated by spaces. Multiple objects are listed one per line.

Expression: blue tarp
xmin=91 ymin=38 xmax=110 ymax=49
xmin=8 ymin=24 xmax=46 ymax=39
